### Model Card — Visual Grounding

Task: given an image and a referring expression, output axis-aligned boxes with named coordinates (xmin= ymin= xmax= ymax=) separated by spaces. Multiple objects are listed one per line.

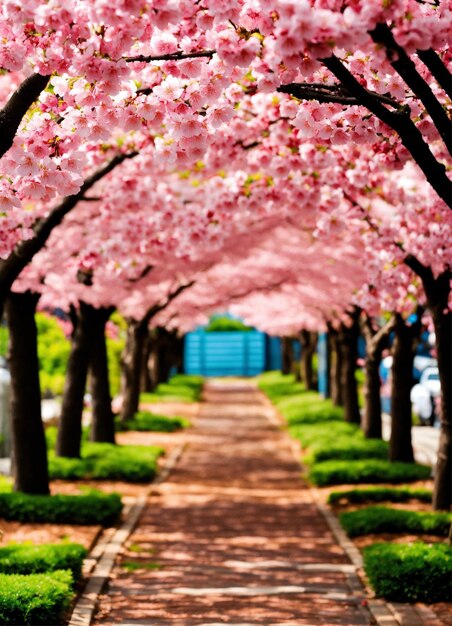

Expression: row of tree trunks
xmin=56 ymin=303 xmax=115 ymax=458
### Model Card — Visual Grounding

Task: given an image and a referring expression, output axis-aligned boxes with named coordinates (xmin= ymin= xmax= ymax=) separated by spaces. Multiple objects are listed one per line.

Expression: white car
xmin=410 ymin=367 xmax=441 ymax=426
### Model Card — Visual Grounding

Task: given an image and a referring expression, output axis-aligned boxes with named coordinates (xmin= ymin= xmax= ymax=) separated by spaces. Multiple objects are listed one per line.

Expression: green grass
xmin=328 ymin=486 xmax=433 ymax=505
xmin=289 ymin=422 xmax=388 ymax=464
xmin=140 ymin=374 xmax=203 ymax=404
xmin=364 ymin=542 xmax=452 ymax=603
xmin=0 ymin=543 xmax=87 ymax=581
xmin=0 ymin=492 xmax=122 ymax=526
xmin=258 ymin=372 xmax=343 ymax=423
xmin=117 ymin=410 xmax=189 ymax=433
xmin=48 ymin=442 xmax=163 ymax=482
xmin=340 ymin=506 xmax=452 ymax=537
xmin=308 ymin=459 xmax=431 ymax=487
xmin=0 ymin=569 xmax=73 ymax=625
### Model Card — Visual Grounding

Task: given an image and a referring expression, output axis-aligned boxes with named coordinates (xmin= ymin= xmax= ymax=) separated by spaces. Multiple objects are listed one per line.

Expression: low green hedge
xmin=308 ymin=459 xmax=431 ymax=486
xmin=340 ymin=506 xmax=452 ymax=537
xmin=363 ymin=542 xmax=452 ymax=603
xmin=0 ymin=570 xmax=73 ymax=625
xmin=328 ymin=486 xmax=432 ymax=505
xmin=301 ymin=434 xmax=388 ymax=464
xmin=289 ymin=421 xmax=358 ymax=448
xmin=117 ymin=410 xmax=188 ymax=433
xmin=140 ymin=374 xmax=203 ymax=404
xmin=0 ymin=492 xmax=122 ymax=526
xmin=48 ymin=442 xmax=163 ymax=482
xmin=0 ymin=543 xmax=87 ymax=581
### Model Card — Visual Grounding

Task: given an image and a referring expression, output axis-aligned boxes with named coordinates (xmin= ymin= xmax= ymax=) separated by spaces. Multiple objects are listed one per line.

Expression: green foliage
xmin=363 ymin=542 xmax=452 ymax=603
xmin=0 ymin=569 xmax=73 ymax=625
xmin=48 ymin=442 xmax=163 ymax=482
xmin=36 ymin=313 xmax=71 ymax=397
xmin=0 ymin=475 xmax=12 ymax=493
xmin=290 ymin=421 xmax=388 ymax=464
xmin=303 ymin=437 xmax=388 ymax=464
xmin=0 ymin=323 xmax=8 ymax=357
xmin=117 ymin=410 xmax=189 ymax=432
xmin=107 ymin=336 xmax=124 ymax=397
xmin=0 ymin=492 xmax=122 ymax=526
xmin=328 ymin=486 xmax=433 ymax=505
xmin=140 ymin=374 xmax=203 ymax=404
xmin=308 ymin=459 xmax=431 ymax=486
xmin=205 ymin=316 xmax=253 ymax=332
xmin=340 ymin=506 xmax=452 ymax=537
xmin=0 ymin=543 xmax=87 ymax=581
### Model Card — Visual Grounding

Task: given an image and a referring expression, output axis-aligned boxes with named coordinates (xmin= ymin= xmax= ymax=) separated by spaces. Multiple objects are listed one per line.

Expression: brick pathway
xmin=93 ymin=381 xmax=374 ymax=625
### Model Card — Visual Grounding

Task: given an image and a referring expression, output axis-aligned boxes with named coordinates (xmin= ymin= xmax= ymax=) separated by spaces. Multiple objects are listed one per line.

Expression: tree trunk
xmin=420 ymin=269 xmax=451 ymax=510
xmin=120 ymin=319 xmax=147 ymax=422
xmin=57 ymin=301 xmax=96 ymax=458
xmin=6 ymin=291 xmax=49 ymax=494
xmin=328 ymin=328 xmax=343 ymax=406
xmin=338 ymin=311 xmax=361 ymax=424
xmin=89 ymin=306 xmax=115 ymax=443
xmin=299 ymin=330 xmax=317 ymax=390
xmin=389 ymin=313 xmax=420 ymax=463
xmin=281 ymin=336 xmax=294 ymax=376
xmin=140 ymin=331 xmax=154 ymax=393
xmin=361 ymin=316 xmax=395 ymax=439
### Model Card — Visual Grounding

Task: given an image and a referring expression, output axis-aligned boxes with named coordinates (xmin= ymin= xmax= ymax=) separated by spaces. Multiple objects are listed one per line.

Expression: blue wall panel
xmin=184 ymin=330 xmax=266 ymax=377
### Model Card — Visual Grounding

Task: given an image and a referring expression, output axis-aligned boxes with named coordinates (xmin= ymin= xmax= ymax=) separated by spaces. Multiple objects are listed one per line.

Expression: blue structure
xmin=184 ymin=329 xmax=266 ymax=376
xmin=317 ymin=333 xmax=329 ymax=398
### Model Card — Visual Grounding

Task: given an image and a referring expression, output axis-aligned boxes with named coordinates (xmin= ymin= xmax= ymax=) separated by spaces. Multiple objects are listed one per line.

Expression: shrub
xmin=48 ymin=442 xmax=163 ymax=482
xmin=289 ymin=421 xmax=359 ymax=449
xmin=340 ymin=506 xmax=452 ymax=537
xmin=205 ymin=316 xmax=252 ymax=332
xmin=328 ymin=487 xmax=433 ymax=505
xmin=0 ymin=543 xmax=87 ymax=580
xmin=141 ymin=374 xmax=203 ymax=404
xmin=117 ymin=411 xmax=188 ymax=433
xmin=308 ymin=459 xmax=431 ymax=486
xmin=0 ymin=492 xmax=122 ymax=526
xmin=0 ymin=570 xmax=73 ymax=625
xmin=363 ymin=542 xmax=452 ymax=603
xmin=292 ymin=422 xmax=389 ymax=464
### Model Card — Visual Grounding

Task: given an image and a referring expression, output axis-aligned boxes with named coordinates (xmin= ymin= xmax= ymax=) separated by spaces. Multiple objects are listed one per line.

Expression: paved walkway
xmin=93 ymin=381 xmax=374 ymax=625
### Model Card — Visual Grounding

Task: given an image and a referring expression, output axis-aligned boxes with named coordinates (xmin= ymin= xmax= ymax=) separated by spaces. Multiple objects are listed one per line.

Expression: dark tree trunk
xmin=89 ymin=306 xmax=115 ymax=444
xmin=6 ymin=291 xmax=49 ymax=494
xmin=57 ymin=301 xmax=97 ymax=458
xmin=140 ymin=331 xmax=154 ymax=393
xmin=389 ymin=313 xmax=421 ymax=463
xmin=120 ymin=319 xmax=147 ymax=422
xmin=299 ymin=330 xmax=317 ymax=390
xmin=419 ymin=269 xmax=451 ymax=510
xmin=338 ymin=311 xmax=361 ymax=424
xmin=361 ymin=316 xmax=395 ymax=439
xmin=281 ymin=336 xmax=294 ymax=376
xmin=328 ymin=327 xmax=343 ymax=406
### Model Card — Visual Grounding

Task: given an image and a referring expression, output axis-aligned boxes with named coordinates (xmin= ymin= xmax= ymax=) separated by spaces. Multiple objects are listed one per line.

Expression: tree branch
xmin=0 ymin=151 xmax=138 ymax=301
xmin=125 ymin=49 xmax=215 ymax=63
xmin=0 ymin=73 xmax=50 ymax=158
xmin=321 ymin=55 xmax=452 ymax=209
xmin=416 ymin=48 xmax=452 ymax=99
xmin=277 ymin=82 xmax=399 ymax=107
xmin=370 ymin=23 xmax=452 ymax=156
